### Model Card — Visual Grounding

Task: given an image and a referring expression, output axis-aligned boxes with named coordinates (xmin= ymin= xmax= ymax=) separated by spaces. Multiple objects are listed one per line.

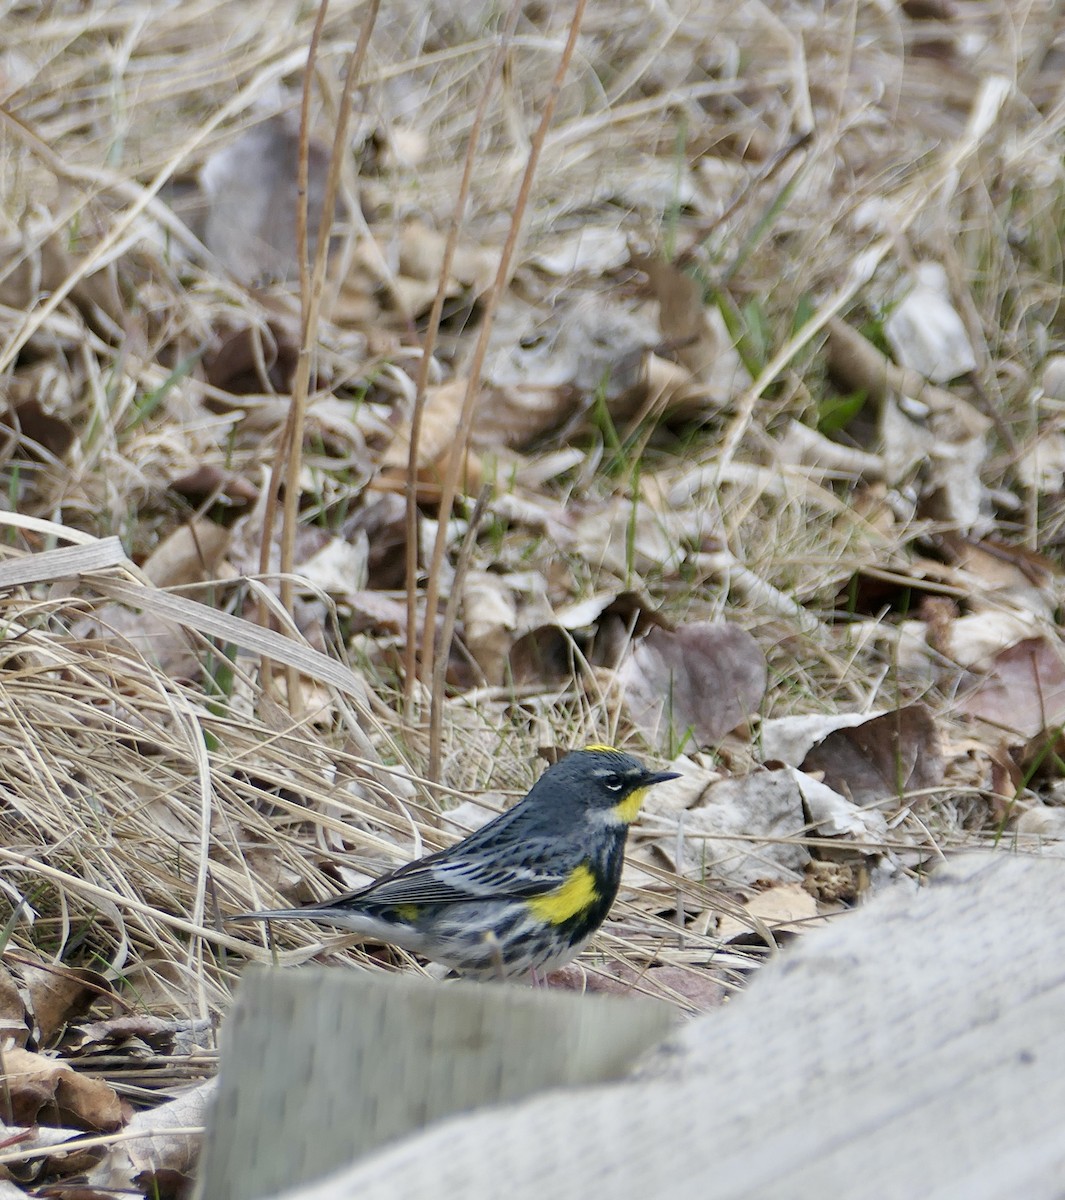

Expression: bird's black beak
xmin=645 ymin=769 xmax=681 ymax=786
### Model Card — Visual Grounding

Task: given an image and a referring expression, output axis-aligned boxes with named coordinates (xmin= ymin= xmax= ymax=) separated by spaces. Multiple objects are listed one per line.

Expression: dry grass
xmin=1 ymin=0 xmax=1064 ymax=1124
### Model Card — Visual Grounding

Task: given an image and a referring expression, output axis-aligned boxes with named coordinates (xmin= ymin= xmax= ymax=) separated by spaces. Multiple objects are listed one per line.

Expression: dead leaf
xmin=633 ymin=254 xmax=750 ymax=405
xmin=632 ymin=760 xmax=722 ymax=817
xmin=204 ymin=318 xmax=301 ymax=396
xmin=801 ymin=703 xmax=943 ymax=811
xmin=825 ymin=318 xmax=992 ymax=531
xmin=619 ymin=622 xmax=766 ymax=750
xmin=943 ymin=536 xmax=1057 ymax=591
xmin=1016 ymin=805 xmax=1065 ymax=838
xmin=922 ymin=415 xmax=991 ymax=533
xmin=472 ymin=382 xmax=580 ymax=450
xmin=1015 ymin=432 xmax=1065 ymax=493
xmin=884 ymin=262 xmax=976 ymax=383
xmin=0 ymin=962 xmax=29 ymax=1048
xmin=760 ymin=712 xmax=883 ymax=766
xmin=642 ymin=767 xmax=810 ymax=887
xmin=716 ymin=882 xmax=827 ymax=941
xmin=3 ymin=396 xmax=76 ymax=460
xmin=877 ymin=394 xmax=935 ymax=492
xmin=16 ymin=963 xmax=110 ymax=1048
xmin=398 ymin=219 xmax=496 ymax=292
xmin=0 ymin=1047 xmax=125 ymax=1131
xmin=342 ymin=493 xmax=407 ymax=590
xmin=296 ymin=533 xmax=368 ymax=597
xmin=81 ymin=1080 xmax=211 ymax=1196
xmin=478 ymin=293 xmax=656 ymax=447
xmin=141 ymin=520 xmax=231 ymax=588
xmin=169 ymin=465 xmax=260 ymax=508
xmin=786 ymin=766 xmax=889 ymax=840
xmin=345 ymin=591 xmax=410 ymax=637
xmin=62 ymin=1016 xmax=213 ymax=1060
xmin=902 ymin=0 xmax=958 ymax=17
xmin=0 ymin=1121 xmax=103 ymax=1183
xmin=528 ymin=226 xmax=629 ymax=276
xmin=442 ymin=800 xmax=498 ymax=837
xmin=0 ymin=224 xmax=123 ymax=331
xmin=461 ymin=570 xmax=520 ymax=685
xmin=381 ymin=378 xmax=469 ymax=471
xmin=626 ymin=353 xmax=712 ymax=425
xmin=568 ymin=496 xmax=691 ymax=577
xmin=957 ymin=637 xmax=1065 ymax=740
xmin=938 ymin=609 xmax=1045 ymax=668
xmin=509 ymin=590 xmax=669 ymax=685
xmin=199 ymin=111 xmax=336 ymax=284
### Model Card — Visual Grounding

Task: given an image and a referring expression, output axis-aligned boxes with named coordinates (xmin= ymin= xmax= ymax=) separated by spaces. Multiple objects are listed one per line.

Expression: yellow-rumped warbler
xmin=236 ymin=745 xmax=679 ymax=981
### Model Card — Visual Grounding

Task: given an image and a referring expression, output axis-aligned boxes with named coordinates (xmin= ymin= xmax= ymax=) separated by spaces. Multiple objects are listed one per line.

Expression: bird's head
xmin=534 ymin=744 xmax=680 ymax=825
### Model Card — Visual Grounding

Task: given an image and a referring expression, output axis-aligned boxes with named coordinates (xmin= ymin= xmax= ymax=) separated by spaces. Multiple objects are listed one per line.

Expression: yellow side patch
xmin=395 ymin=904 xmax=421 ymax=922
xmin=613 ymin=784 xmax=648 ymax=824
xmin=583 ymin=743 xmax=620 ymax=753
xmin=527 ymin=864 xmax=598 ymax=926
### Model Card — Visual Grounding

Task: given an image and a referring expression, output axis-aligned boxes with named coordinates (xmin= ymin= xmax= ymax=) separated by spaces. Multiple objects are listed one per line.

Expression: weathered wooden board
xmin=240 ymin=853 xmax=1065 ymax=1200
xmin=196 ymin=965 xmax=675 ymax=1200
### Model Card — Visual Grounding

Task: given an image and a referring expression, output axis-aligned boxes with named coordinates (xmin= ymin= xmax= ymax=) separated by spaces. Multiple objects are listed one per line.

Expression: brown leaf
xmin=632 ymin=255 xmax=749 ymax=404
xmin=199 ymin=111 xmax=335 ymax=285
xmin=204 ymin=319 xmax=300 ymax=396
xmin=901 ymin=0 xmax=958 ymax=21
xmin=62 ymin=1016 xmax=212 ymax=1059
xmin=509 ymin=590 xmax=670 ymax=684
xmin=0 ymin=1122 xmax=103 ymax=1185
xmin=619 ymin=623 xmax=766 ymax=750
xmin=802 ymin=703 xmax=943 ymax=810
xmin=0 ymin=963 xmax=29 ymax=1049
xmin=17 ymin=964 xmax=110 ymax=1048
xmin=478 ymin=292 xmax=656 ymax=447
xmin=716 ymin=882 xmax=828 ymax=942
xmin=471 ymin=382 xmax=580 ymax=451
xmin=0 ymin=1048 xmax=125 ymax=1131
xmin=461 ymin=571 xmax=519 ymax=686
xmin=941 ymin=535 xmax=1057 ymax=591
xmin=132 ymin=1167 xmax=195 ymax=1200
xmin=345 ymin=591 xmax=411 ymax=637
xmin=957 ymin=637 xmax=1065 ymax=740
xmin=81 ymin=1080 xmax=211 ymax=1195
xmin=140 ymin=520 xmax=231 ymax=588
xmin=0 ymin=227 xmax=123 ymax=330
xmin=381 ymin=379 xmax=468 ymax=471
xmin=342 ymin=493 xmax=407 ymax=590
xmin=398 ymin=219 xmax=496 ymax=291
xmin=641 ymin=768 xmax=810 ymax=887
xmin=4 ymin=397 xmax=76 ymax=460
xmin=169 ymin=465 xmax=260 ymax=507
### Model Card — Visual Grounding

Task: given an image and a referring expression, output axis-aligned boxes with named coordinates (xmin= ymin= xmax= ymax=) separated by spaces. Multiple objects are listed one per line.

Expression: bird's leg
xmin=482 ymin=930 xmax=507 ymax=981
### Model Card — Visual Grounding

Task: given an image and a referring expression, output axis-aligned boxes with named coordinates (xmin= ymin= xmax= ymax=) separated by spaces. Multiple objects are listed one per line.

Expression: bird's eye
xmin=603 ymin=775 xmax=623 ymax=792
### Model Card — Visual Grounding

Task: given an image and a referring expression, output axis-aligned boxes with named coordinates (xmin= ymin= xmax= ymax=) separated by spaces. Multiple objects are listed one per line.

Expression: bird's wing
xmin=354 ymin=837 xmax=570 ymax=908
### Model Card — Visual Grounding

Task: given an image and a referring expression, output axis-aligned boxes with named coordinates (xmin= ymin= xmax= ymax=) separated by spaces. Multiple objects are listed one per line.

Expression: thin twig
xmin=403 ymin=0 xmax=523 ymax=718
xmin=259 ymin=0 xmax=381 ymax=713
xmin=256 ymin=0 xmax=329 ymax=699
xmin=428 ymin=485 xmax=491 ymax=780
xmin=420 ymin=0 xmax=590 ymax=779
